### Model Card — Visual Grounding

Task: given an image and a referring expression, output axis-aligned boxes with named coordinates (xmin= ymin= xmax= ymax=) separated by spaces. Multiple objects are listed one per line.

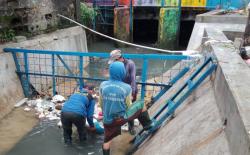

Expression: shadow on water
xmin=6 ymin=120 xmax=103 ymax=155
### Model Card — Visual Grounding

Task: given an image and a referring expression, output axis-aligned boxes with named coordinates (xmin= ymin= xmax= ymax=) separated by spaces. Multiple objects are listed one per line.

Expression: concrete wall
xmin=0 ymin=53 xmax=24 ymax=119
xmin=187 ymin=11 xmax=247 ymax=51
xmin=204 ymin=27 xmax=250 ymax=155
xmin=0 ymin=0 xmax=75 ymax=33
xmin=0 ymin=26 xmax=88 ymax=120
xmin=135 ymin=72 xmax=231 ymax=155
xmin=188 ymin=12 xmax=250 ymax=154
xmin=134 ymin=11 xmax=250 ymax=155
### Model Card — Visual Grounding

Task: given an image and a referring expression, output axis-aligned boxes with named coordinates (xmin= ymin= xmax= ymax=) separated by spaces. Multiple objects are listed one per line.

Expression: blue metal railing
xmin=4 ymin=48 xmax=190 ymax=100
xmin=128 ymin=56 xmax=217 ymax=154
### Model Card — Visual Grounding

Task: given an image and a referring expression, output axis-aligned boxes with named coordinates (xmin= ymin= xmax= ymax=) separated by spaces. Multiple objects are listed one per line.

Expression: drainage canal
xmin=6 ymin=41 xmax=179 ymax=155
xmin=6 ymin=8 xmax=200 ymax=155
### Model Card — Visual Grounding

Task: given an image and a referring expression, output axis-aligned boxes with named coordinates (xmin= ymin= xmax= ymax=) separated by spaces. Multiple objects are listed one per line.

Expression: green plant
xmin=0 ymin=28 xmax=15 ymax=43
xmin=80 ymin=3 xmax=97 ymax=27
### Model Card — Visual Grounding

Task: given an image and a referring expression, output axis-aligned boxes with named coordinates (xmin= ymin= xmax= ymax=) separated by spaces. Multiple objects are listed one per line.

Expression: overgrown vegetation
xmin=0 ymin=28 xmax=15 ymax=43
xmin=80 ymin=3 xmax=97 ymax=27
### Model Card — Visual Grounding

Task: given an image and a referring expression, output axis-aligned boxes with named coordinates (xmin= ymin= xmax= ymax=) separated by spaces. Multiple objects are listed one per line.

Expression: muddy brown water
xmin=0 ymin=108 xmax=38 ymax=155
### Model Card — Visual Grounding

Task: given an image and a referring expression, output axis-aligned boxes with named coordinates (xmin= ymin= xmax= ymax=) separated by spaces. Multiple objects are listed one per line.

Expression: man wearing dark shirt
xmin=108 ymin=49 xmax=138 ymax=135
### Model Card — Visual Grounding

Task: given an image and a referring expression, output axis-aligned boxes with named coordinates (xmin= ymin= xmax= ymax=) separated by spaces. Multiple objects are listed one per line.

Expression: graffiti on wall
xmin=133 ymin=0 xmax=206 ymax=6
xmin=158 ymin=8 xmax=179 ymax=49
xmin=114 ymin=7 xmax=131 ymax=42
xmin=86 ymin=0 xmax=248 ymax=9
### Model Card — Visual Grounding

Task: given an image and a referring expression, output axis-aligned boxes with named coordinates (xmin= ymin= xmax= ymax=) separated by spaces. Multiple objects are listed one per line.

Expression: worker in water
xmin=108 ymin=49 xmax=138 ymax=135
xmin=99 ymin=61 xmax=154 ymax=155
xmin=61 ymin=86 xmax=96 ymax=144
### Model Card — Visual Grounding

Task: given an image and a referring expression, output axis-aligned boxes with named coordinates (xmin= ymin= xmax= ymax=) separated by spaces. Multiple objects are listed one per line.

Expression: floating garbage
xmin=24 ymin=107 xmax=31 ymax=112
xmin=121 ymin=123 xmax=129 ymax=131
xmin=15 ymin=98 xmax=28 ymax=107
xmin=57 ymin=120 xmax=62 ymax=128
xmin=94 ymin=121 xmax=104 ymax=134
xmin=24 ymin=95 xmax=64 ymax=121
xmin=51 ymin=95 xmax=65 ymax=103
xmin=23 ymin=93 xmax=106 ymax=135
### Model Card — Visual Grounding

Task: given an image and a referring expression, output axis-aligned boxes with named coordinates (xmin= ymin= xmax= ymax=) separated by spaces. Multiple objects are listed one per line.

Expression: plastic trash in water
xmin=57 ymin=120 xmax=62 ymax=128
xmin=94 ymin=121 xmax=104 ymax=134
xmin=38 ymin=113 xmax=45 ymax=119
xmin=134 ymin=119 xmax=140 ymax=126
xmin=121 ymin=123 xmax=129 ymax=131
xmin=15 ymin=98 xmax=28 ymax=107
xmin=24 ymin=107 xmax=31 ymax=112
xmin=51 ymin=95 xmax=65 ymax=103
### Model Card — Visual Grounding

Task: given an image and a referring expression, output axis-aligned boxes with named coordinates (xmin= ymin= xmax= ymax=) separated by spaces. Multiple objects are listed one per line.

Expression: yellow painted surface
xmin=181 ymin=0 xmax=206 ymax=7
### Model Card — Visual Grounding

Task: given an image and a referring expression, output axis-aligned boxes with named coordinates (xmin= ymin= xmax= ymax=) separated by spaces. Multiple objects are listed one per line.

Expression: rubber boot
xmin=102 ymin=147 xmax=110 ymax=155
xmin=128 ymin=120 xmax=136 ymax=135
xmin=137 ymin=111 xmax=153 ymax=130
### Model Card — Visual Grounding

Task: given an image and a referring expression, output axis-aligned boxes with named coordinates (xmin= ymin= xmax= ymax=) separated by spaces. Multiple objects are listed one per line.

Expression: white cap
xmin=108 ymin=49 xmax=122 ymax=64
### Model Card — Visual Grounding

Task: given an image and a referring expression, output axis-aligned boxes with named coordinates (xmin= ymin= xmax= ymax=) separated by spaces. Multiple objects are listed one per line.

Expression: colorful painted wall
xmin=117 ymin=0 xmax=248 ymax=9
xmin=114 ymin=7 xmax=131 ymax=44
xmin=158 ymin=8 xmax=179 ymax=49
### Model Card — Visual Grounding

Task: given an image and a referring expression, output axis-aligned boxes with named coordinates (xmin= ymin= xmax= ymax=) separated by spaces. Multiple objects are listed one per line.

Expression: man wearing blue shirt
xmin=61 ymin=87 xmax=95 ymax=144
xmin=108 ymin=49 xmax=138 ymax=135
xmin=100 ymin=61 xmax=154 ymax=155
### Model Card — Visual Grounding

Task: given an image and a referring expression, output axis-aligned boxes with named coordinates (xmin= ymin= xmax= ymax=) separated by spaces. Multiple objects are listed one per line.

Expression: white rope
xmin=57 ymin=14 xmax=183 ymax=54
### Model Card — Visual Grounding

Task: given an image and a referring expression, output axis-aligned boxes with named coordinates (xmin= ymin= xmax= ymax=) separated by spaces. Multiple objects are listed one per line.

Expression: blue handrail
xmin=4 ymin=48 xmax=190 ymax=99
xmin=129 ymin=57 xmax=217 ymax=154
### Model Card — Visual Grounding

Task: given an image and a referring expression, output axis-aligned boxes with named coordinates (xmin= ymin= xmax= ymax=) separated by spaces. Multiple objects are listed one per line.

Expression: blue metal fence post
xmin=79 ymin=56 xmax=84 ymax=90
xmin=52 ymin=54 xmax=56 ymax=96
xmin=24 ymin=53 xmax=30 ymax=97
xmin=56 ymin=55 xmax=75 ymax=76
xmin=161 ymin=0 xmax=165 ymax=7
xmin=12 ymin=52 xmax=27 ymax=97
xmin=141 ymin=59 xmax=148 ymax=100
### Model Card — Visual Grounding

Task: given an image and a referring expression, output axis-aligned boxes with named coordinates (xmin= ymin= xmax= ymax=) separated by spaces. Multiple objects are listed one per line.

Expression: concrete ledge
xmin=196 ymin=13 xmax=247 ymax=24
xmin=0 ymin=26 xmax=87 ymax=52
xmin=204 ymin=27 xmax=250 ymax=155
xmin=188 ymin=13 xmax=246 ymax=51
xmin=0 ymin=53 xmax=24 ymax=120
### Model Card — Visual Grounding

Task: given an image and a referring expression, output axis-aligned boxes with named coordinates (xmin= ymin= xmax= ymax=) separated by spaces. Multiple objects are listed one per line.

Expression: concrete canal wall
xmin=0 ymin=26 xmax=88 ymax=120
xmin=205 ymin=27 xmax=250 ymax=155
xmin=135 ymin=12 xmax=250 ymax=155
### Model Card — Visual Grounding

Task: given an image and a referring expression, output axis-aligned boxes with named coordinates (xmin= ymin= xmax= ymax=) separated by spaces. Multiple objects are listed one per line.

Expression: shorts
xmin=103 ymin=100 xmax=144 ymax=142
